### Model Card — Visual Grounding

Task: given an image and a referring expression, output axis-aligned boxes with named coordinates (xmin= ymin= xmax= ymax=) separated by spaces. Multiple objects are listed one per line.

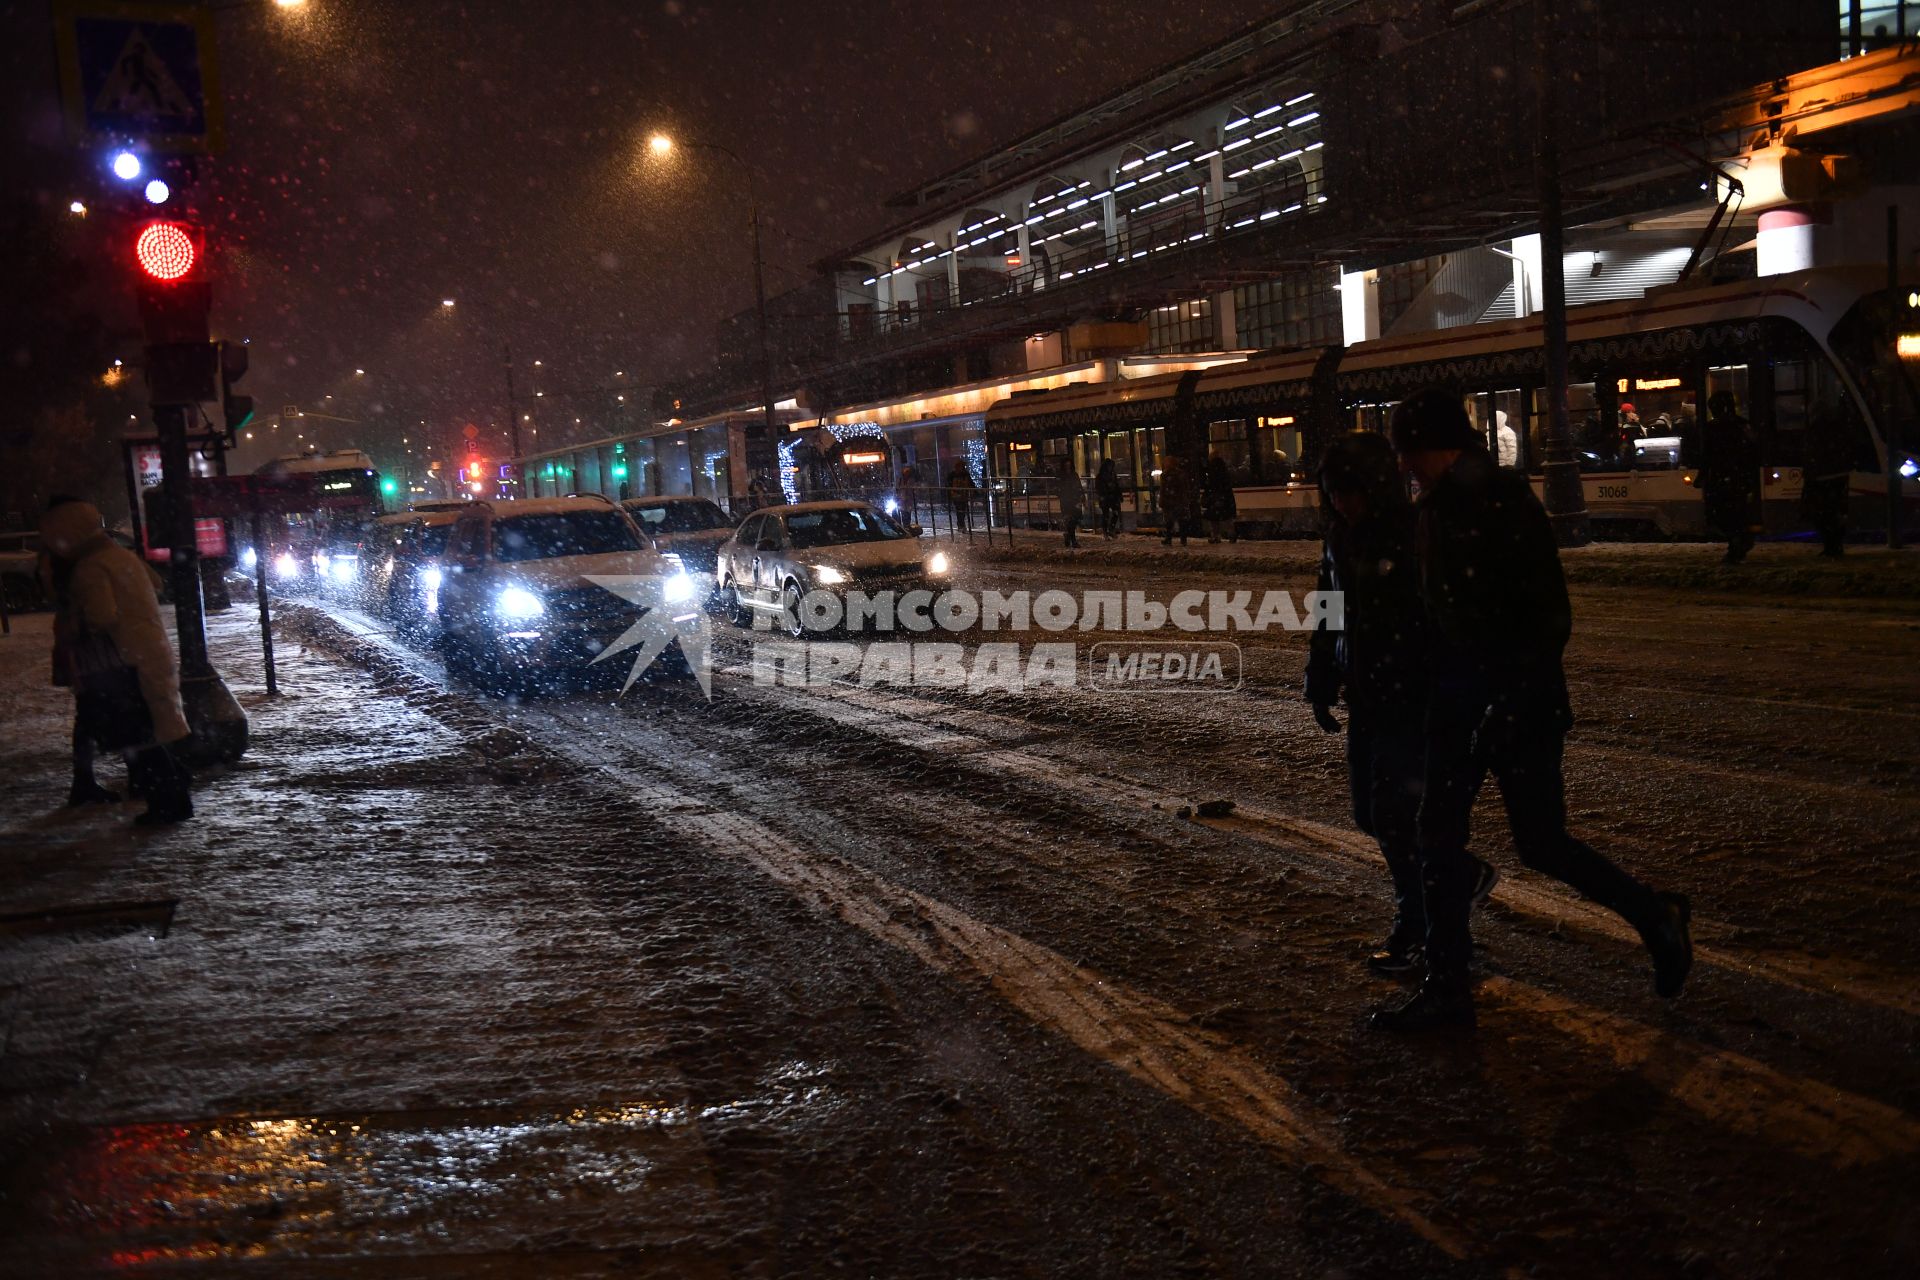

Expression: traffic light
xmin=217 ymin=340 xmax=253 ymax=436
xmin=134 ymin=219 xmax=210 ymax=346
xmin=380 ymin=476 xmax=399 ymax=497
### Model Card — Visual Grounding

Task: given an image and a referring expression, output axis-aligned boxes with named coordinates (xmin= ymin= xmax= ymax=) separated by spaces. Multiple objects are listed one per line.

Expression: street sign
xmin=53 ymin=1 xmax=225 ymax=153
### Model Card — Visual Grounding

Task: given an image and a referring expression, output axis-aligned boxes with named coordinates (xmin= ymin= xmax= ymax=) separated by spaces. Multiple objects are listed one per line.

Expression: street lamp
xmin=646 ymin=130 xmax=777 ymax=477
xmin=441 ymin=298 xmax=456 ymax=309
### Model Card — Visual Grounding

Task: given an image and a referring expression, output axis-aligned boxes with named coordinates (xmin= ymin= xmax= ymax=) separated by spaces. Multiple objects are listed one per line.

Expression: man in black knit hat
xmin=1376 ymin=389 xmax=1693 ymax=1031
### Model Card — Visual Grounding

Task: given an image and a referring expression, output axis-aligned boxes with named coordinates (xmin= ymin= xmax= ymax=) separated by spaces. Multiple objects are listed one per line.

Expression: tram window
xmin=1771 ymin=359 xmax=1811 ymax=467
xmin=1207 ymin=419 xmax=1253 ymax=483
xmin=1466 ymin=391 xmax=1523 ymax=469
xmin=1104 ymin=431 xmax=1135 ymax=486
xmin=1607 ymin=374 xmax=1695 ymax=472
xmin=1530 ymin=383 xmax=1604 ymax=471
xmin=1350 ymin=402 xmax=1396 ymax=435
xmin=1253 ymin=415 xmax=1302 ymax=484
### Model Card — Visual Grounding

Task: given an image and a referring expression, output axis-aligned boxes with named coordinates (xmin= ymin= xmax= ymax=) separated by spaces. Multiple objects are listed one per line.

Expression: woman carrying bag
xmin=40 ymin=500 xmax=194 ymax=825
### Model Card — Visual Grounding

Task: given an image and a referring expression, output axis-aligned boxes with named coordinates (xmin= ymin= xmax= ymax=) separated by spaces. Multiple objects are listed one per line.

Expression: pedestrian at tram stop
xmin=948 ymin=462 xmax=978 ymax=534
xmin=1159 ymin=455 xmax=1196 ymax=547
xmin=38 ymin=499 xmax=196 ymax=826
xmin=1095 ymin=458 xmax=1123 ymax=538
xmin=1204 ymin=454 xmax=1238 ymax=543
xmin=1800 ymin=398 xmax=1852 ymax=557
xmin=1693 ymin=391 xmax=1762 ymax=565
xmin=41 ymin=497 xmax=119 ymax=807
xmin=1305 ymin=431 xmax=1498 ymax=977
xmin=1376 ymin=390 xmax=1692 ymax=1032
xmin=1055 ymin=459 xmax=1085 ymax=548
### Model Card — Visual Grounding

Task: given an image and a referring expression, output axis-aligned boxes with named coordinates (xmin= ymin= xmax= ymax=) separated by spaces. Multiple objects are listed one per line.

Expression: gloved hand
xmin=1312 ymin=701 xmax=1342 ymax=734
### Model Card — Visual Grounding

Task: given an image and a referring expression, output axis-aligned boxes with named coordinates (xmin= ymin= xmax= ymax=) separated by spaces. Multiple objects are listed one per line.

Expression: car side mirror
xmin=756 ymin=537 xmax=779 ymax=553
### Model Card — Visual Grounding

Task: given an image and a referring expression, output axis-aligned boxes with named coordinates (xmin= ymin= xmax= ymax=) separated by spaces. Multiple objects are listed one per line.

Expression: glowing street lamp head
xmin=648 ymin=133 xmax=673 ymax=156
xmin=143 ymin=178 xmax=171 ymax=205
xmin=441 ymin=298 xmax=456 ymax=308
xmin=111 ymin=150 xmax=142 ymax=181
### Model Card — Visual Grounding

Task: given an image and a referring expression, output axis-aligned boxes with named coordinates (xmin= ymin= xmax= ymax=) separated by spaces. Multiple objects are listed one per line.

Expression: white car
xmin=434 ymin=495 xmax=696 ymax=690
xmin=716 ymin=500 xmax=950 ymax=637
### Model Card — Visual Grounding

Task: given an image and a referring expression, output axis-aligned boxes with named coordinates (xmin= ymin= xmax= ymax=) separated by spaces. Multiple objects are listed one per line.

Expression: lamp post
xmin=648 ymin=132 xmax=778 ymax=495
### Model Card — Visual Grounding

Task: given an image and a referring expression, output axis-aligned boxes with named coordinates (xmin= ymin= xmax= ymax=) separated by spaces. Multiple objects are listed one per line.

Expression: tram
xmin=985 ymin=268 xmax=1918 ymax=537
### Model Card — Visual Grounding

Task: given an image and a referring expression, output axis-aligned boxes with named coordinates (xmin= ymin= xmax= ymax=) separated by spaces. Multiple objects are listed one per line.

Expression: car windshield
xmin=416 ymin=525 xmax=454 ymax=556
xmin=492 ymin=511 xmax=642 ymax=562
xmin=784 ymin=507 xmax=909 ymax=549
xmin=628 ymin=500 xmax=732 ymax=533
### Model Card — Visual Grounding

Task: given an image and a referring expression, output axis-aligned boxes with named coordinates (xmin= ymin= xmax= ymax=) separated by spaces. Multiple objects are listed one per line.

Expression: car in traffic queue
xmin=434 ymin=495 xmax=698 ymax=691
xmin=361 ymin=508 xmax=464 ymax=632
xmin=620 ymin=495 xmax=737 ymax=584
xmin=716 ymin=499 xmax=950 ymax=637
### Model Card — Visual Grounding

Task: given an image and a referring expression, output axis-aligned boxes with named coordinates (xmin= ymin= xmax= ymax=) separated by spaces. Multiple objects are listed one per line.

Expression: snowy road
xmin=3 ymin=553 xmax=1918 ymax=1278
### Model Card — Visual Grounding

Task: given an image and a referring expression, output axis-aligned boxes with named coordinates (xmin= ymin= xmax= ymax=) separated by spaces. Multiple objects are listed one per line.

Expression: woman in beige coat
xmin=39 ymin=500 xmax=194 ymax=823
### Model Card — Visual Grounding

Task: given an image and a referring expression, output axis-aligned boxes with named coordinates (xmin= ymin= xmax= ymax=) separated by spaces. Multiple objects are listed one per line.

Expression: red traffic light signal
xmin=133 ymin=220 xmax=210 ymax=346
xmin=136 ymin=221 xmax=198 ymax=281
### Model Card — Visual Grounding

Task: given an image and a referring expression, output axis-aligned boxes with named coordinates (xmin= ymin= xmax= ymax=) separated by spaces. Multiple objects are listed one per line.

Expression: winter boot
xmin=132 ymin=747 xmax=194 ymax=827
xmin=1366 ymin=918 xmax=1424 ymax=976
xmin=1638 ymin=892 xmax=1693 ymax=999
xmin=67 ymin=780 xmax=121 ymax=807
xmin=1369 ymin=974 xmax=1476 ymax=1033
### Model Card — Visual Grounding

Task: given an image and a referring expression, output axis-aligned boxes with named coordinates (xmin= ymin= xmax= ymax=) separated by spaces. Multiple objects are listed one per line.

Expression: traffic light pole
xmin=152 ymin=393 xmax=249 ymax=762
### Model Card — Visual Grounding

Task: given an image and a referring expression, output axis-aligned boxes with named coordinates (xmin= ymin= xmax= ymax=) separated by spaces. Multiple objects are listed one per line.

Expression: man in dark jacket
xmin=1305 ymin=431 xmax=1496 ymax=975
xmin=1377 ymin=391 xmax=1692 ymax=1031
xmin=1695 ymin=391 xmax=1761 ymax=564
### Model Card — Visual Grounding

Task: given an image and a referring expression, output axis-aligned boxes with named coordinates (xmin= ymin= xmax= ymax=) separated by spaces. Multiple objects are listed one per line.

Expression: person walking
xmin=39 ymin=500 xmax=195 ymax=825
xmin=1305 ymin=432 xmax=1496 ymax=975
xmin=948 ymin=462 xmax=978 ymax=535
xmin=1377 ymin=391 xmax=1691 ymax=1031
xmin=1159 ymin=455 xmax=1195 ymax=547
xmin=1203 ymin=454 xmax=1238 ymax=543
xmin=1095 ymin=458 xmax=1123 ymax=538
xmin=1055 ymin=459 xmax=1085 ymax=548
xmin=1694 ymin=390 xmax=1761 ymax=564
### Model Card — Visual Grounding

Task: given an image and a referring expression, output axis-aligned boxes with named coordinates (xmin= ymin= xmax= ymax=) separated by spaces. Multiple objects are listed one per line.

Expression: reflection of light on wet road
xmin=32 ymin=1100 xmax=742 ymax=1269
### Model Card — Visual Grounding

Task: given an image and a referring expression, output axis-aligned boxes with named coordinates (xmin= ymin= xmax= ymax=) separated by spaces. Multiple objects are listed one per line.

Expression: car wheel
xmin=780 ymin=580 xmax=806 ymax=639
xmin=726 ymin=576 xmax=755 ymax=629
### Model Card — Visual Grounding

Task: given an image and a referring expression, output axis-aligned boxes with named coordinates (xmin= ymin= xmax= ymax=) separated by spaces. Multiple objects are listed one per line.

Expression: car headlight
xmin=813 ymin=564 xmax=848 ymax=585
xmin=663 ymin=571 xmax=695 ymax=603
xmin=884 ymin=497 xmax=900 ymax=515
xmin=927 ymin=551 xmax=950 ymax=575
xmin=495 ymin=585 xmax=545 ymax=621
xmin=274 ymin=551 xmax=298 ymax=578
xmin=241 ymin=547 xmax=258 ymax=570
xmin=420 ymin=565 xmax=443 ymax=592
xmin=328 ymin=555 xmax=359 ymax=584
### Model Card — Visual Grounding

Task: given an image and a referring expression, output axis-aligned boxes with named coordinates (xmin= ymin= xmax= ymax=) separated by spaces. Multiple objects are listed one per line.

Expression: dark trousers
xmin=1418 ymin=681 xmax=1656 ymax=980
xmin=1100 ymin=499 xmax=1121 ymax=536
xmin=1348 ymin=709 xmax=1426 ymax=933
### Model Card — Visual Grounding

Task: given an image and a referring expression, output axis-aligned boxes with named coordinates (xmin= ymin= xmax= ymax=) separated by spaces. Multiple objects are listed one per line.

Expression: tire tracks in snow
xmin=284 ymin=605 xmax=1478 ymax=1264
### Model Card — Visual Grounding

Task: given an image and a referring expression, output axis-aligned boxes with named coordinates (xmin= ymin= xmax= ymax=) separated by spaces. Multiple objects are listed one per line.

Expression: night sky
xmin=7 ymin=0 xmax=1280 ymax=468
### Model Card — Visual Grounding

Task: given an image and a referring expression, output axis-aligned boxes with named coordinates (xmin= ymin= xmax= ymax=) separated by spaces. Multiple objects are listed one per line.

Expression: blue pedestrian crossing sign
xmin=54 ymin=1 xmax=225 ymax=153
